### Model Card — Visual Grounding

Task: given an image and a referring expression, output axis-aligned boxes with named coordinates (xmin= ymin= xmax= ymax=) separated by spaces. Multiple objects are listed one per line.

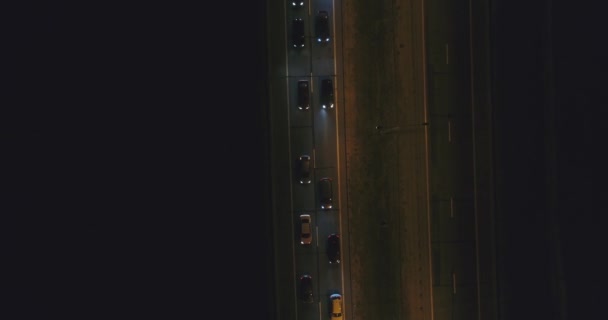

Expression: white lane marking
xmin=448 ymin=118 xmax=452 ymax=142
xmin=450 ymin=196 xmax=454 ymax=218
xmin=316 ymin=225 xmax=319 ymax=248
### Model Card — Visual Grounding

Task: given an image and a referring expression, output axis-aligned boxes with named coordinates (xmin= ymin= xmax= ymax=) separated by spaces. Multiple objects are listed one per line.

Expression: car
xmin=320 ymin=78 xmax=334 ymax=109
xmin=291 ymin=0 xmax=304 ymax=8
xmin=297 ymin=155 xmax=311 ymax=184
xmin=300 ymin=214 xmax=312 ymax=245
xmin=292 ymin=18 xmax=305 ymax=48
xmin=330 ymin=293 xmax=343 ymax=320
xmin=327 ymin=234 xmax=340 ymax=264
xmin=315 ymin=11 xmax=330 ymax=43
xmin=299 ymin=274 xmax=314 ymax=303
xmin=319 ymin=177 xmax=333 ymax=209
xmin=297 ymin=80 xmax=310 ymax=110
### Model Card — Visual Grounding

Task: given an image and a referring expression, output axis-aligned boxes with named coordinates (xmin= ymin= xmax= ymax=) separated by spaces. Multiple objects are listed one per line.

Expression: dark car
xmin=297 ymin=80 xmax=310 ymax=110
xmin=315 ymin=11 xmax=330 ymax=43
xmin=292 ymin=18 xmax=305 ymax=48
xmin=299 ymin=274 xmax=314 ymax=303
xmin=291 ymin=0 xmax=304 ymax=8
xmin=327 ymin=234 xmax=340 ymax=264
xmin=319 ymin=177 xmax=333 ymax=210
xmin=320 ymin=78 xmax=334 ymax=109
xmin=297 ymin=155 xmax=311 ymax=184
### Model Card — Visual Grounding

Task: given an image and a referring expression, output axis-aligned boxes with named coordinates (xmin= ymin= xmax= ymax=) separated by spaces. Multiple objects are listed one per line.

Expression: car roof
xmin=301 ymin=217 xmax=311 ymax=233
xmin=320 ymin=178 xmax=332 ymax=190
xmin=320 ymin=178 xmax=331 ymax=187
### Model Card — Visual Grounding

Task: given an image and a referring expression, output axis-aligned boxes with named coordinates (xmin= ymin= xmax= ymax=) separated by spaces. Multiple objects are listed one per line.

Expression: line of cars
xmin=298 ymin=275 xmax=342 ymax=320
xmin=295 ymin=156 xmax=334 ymax=210
xmin=290 ymin=3 xmax=342 ymax=320
xmin=296 ymin=77 xmax=334 ymax=112
xmin=293 ymin=8 xmax=334 ymax=111
xmin=295 ymin=175 xmax=342 ymax=320
xmin=291 ymin=6 xmax=330 ymax=48
xmin=298 ymin=215 xmax=339 ymax=262
xmin=298 ymin=274 xmax=342 ymax=320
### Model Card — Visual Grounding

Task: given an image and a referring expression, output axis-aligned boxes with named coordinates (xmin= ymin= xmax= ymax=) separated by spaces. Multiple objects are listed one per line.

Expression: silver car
xmin=300 ymin=214 xmax=312 ymax=245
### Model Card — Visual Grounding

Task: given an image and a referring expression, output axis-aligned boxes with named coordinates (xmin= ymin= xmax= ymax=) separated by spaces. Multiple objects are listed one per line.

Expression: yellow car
xmin=330 ymin=293 xmax=342 ymax=320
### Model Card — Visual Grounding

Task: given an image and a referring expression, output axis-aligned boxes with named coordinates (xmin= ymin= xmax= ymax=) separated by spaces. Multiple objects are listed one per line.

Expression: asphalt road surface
xmin=271 ymin=0 xmax=492 ymax=319
xmin=268 ymin=1 xmax=344 ymax=320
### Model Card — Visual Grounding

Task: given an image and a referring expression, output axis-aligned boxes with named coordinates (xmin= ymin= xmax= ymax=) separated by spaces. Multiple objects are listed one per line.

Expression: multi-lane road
xmin=269 ymin=1 xmax=346 ymax=320
xmin=269 ymin=0 xmax=494 ymax=319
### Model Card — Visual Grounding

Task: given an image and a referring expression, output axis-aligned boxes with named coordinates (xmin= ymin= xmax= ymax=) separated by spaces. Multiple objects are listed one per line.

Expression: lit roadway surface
xmin=269 ymin=0 xmax=495 ymax=319
xmin=268 ymin=1 xmax=345 ymax=320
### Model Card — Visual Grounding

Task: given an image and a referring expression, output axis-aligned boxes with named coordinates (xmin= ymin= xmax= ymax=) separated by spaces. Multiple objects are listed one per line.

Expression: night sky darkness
xmin=4 ymin=1 xmax=272 ymax=318
xmin=3 ymin=1 xmax=605 ymax=319
xmin=492 ymin=0 xmax=606 ymax=318
xmin=549 ymin=1 xmax=605 ymax=317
